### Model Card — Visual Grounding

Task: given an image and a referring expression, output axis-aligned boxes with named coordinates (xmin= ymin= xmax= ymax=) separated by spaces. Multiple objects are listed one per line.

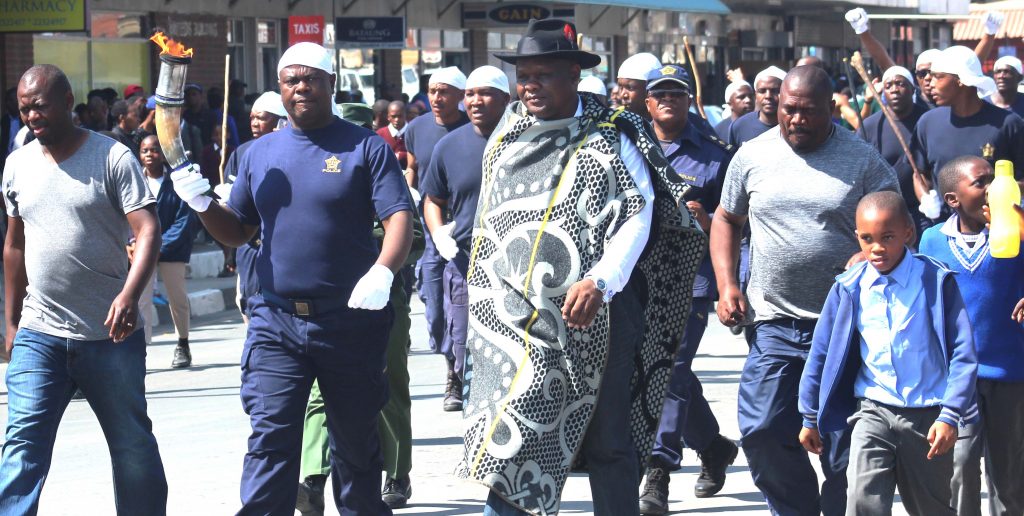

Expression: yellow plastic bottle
xmin=989 ymin=160 xmax=1021 ymax=258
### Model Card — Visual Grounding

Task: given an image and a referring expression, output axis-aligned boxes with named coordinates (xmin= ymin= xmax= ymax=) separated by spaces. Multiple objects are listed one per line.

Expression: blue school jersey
xmin=404 ymin=112 xmax=469 ymax=189
xmin=419 ymin=123 xmax=485 ymax=250
xmin=726 ymin=110 xmax=774 ymax=146
xmin=228 ymin=117 xmax=412 ymax=299
xmin=919 ymin=220 xmax=1024 ymax=381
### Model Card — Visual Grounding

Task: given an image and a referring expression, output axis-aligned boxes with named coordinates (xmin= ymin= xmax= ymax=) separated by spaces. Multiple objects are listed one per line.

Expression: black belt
xmin=260 ymin=290 xmax=347 ymax=317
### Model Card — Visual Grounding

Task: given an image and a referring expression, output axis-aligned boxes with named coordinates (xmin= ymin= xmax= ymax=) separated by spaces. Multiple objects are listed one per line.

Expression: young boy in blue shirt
xmin=798 ymin=191 xmax=978 ymax=515
xmin=918 ymin=155 xmax=1024 ymax=516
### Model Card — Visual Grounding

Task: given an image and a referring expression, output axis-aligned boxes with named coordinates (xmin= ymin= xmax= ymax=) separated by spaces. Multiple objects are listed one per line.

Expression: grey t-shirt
xmin=720 ymin=126 xmax=898 ymax=321
xmin=3 ymin=132 xmax=154 ymax=340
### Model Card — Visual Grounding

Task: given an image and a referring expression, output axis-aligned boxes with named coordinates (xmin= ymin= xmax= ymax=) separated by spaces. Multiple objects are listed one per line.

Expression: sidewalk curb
xmin=155 ymin=281 xmax=237 ymax=326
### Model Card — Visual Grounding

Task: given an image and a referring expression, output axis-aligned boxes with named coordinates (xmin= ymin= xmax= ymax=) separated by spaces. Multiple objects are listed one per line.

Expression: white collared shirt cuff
xmin=584 ymin=133 xmax=655 ymax=300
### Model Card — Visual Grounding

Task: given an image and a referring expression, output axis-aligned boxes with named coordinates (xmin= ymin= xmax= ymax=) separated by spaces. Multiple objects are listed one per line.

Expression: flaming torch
xmin=150 ymin=32 xmax=195 ymax=171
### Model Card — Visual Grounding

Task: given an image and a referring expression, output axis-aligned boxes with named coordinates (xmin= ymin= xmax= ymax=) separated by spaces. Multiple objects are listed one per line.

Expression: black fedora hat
xmin=494 ymin=19 xmax=601 ymax=69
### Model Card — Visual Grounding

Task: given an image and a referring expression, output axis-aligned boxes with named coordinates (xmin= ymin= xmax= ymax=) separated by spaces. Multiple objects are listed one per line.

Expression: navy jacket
xmin=153 ymin=173 xmax=197 ymax=263
xmin=798 ymin=255 xmax=978 ymax=433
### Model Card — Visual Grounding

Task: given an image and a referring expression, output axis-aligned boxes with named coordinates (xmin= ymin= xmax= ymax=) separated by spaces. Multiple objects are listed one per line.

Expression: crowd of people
xmin=1 ymin=7 xmax=1023 ymax=516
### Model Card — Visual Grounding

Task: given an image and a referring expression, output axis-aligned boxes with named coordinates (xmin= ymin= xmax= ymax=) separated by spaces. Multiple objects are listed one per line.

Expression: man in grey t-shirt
xmin=0 ymin=65 xmax=166 ymax=515
xmin=710 ymin=66 xmax=899 ymax=516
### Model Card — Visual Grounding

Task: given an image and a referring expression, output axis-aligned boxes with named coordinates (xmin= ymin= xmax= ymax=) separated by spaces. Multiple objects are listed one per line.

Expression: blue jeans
xmin=738 ymin=318 xmax=849 ymax=516
xmin=0 ymin=328 xmax=167 ymax=515
xmin=484 ymin=282 xmax=645 ymax=516
xmin=650 ymin=298 xmax=720 ymax=468
xmin=417 ymin=239 xmax=447 ymax=355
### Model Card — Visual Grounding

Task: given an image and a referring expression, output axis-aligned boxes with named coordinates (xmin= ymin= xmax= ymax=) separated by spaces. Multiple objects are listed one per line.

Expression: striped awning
xmin=954 ymin=1 xmax=1024 ymax=41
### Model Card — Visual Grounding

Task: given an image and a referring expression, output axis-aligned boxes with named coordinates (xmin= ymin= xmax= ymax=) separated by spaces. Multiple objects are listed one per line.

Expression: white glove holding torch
xmin=170 ymin=163 xmax=213 ymax=212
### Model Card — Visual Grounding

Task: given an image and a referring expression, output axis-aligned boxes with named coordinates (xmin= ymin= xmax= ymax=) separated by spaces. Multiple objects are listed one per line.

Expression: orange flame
xmin=150 ymin=32 xmax=194 ymax=58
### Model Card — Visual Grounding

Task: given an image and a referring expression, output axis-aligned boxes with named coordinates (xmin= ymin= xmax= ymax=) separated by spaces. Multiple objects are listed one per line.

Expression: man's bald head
xmin=17 ymin=64 xmax=77 ymax=145
xmin=20 ymin=65 xmax=72 ymax=99
xmin=782 ymin=65 xmax=832 ymax=104
xmin=777 ymin=65 xmax=835 ymax=152
xmin=796 ymin=56 xmax=825 ymax=69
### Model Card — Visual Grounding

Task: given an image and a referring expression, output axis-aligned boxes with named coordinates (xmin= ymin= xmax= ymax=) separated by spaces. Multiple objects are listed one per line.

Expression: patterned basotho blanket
xmin=457 ymin=92 xmax=706 ymax=515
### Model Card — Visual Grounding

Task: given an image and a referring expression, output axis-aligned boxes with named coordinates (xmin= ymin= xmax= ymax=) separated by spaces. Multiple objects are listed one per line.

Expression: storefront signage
xmin=335 ymin=16 xmax=405 ymax=49
xmin=0 ymin=0 xmax=88 ymax=33
xmin=288 ymin=15 xmax=324 ymax=45
xmin=463 ymin=3 xmax=574 ymax=28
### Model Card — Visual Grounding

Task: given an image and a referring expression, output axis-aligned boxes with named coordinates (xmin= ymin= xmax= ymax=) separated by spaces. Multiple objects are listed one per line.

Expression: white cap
xmin=754 ymin=66 xmax=787 ymax=86
xmin=465 ymin=65 xmax=510 ymax=95
xmin=724 ymin=80 xmax=751 ymax=103
xmin=429 ymin=66 xmax=467 ymax=90
xmin=578 ymin=76 xmax=607 ymax=96
xmin=916 ymin=48 xmax=942 ymax=70
xmin=881 ymin=66 xmax=914 ymax=86
xmin=995 ymin=55 xmax=1023 ymax=75
xmin=277 ymin=42 xmax=334 ymax=76
xmin=251 ymin=92 xmax=287 ymax=118
xmin=617 ymin=53 xmax=661 ymax=81
xmin=931 ymin=45 xmax=997 ymax=97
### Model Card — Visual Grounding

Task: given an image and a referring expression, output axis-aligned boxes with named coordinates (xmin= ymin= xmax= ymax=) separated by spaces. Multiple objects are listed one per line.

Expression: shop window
xmin=227 ymin=19 xmax=247 ymax=89
xmin=33 ymin=37 xmax=90 ymax=103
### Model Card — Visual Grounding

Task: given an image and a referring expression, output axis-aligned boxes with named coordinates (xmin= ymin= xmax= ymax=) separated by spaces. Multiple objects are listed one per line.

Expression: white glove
xmin=170 ymin=164 xmax=212 ymax=212
xmin=432 ymin=222 xmax=460 ymax=261
xmin=213 ymin=182 xmax=233 ymax=204
xmin=409 ymin=187 xmax=422 ymax=207
xmin=984 ymin=11 xmax=1005 ymax=36
xmin=845 ymin=8 xmax=870 ymax=35
xmin=919 ymin=189 xmax=943 ymax=220
xmin=347 ymin=264 xmax=394 ymax=310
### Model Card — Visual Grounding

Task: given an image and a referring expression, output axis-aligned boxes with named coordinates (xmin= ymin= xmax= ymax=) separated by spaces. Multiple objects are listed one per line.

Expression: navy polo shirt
xmin=902 ymin=102 xmax=1024 ymax=186
xmin=419 ymin=123 xmax=486 ymax=250
xmin=661 ymin=122 xmax=733 ymax=299
xmin=228 ymin=117 xmax=413 ymax=299
xmin=714 ymin=117 xmax=733 ymax=140
xmin=727 ymin=110 xmax=774 ymax=146
xmin=404 ymin=111 xmax=469 ymax=189
xmin=860 ymin=102 xmax=929 ymax=226
xmin=985 ymin=93 xmax=1024 ymax=118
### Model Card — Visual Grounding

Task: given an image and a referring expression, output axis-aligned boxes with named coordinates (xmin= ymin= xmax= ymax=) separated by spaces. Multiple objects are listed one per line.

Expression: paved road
xmin=0 ymin=302 xmax=926 ymax=515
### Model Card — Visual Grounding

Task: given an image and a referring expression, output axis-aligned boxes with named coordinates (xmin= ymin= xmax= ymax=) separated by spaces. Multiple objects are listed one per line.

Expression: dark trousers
xmin=483 ymin=281 xmax=646 ymax=516
xmin=417 ymin=240 xmax=447 ymax=355
xmin=238 ymin=295 xmax=393 ymax=516
xmin=650 ymin=297 xmax=720 ymax=468
xmin=739 ymin=318 xmax=850 ymax=516
xmin=951 ymin=379 xmax=1024 ymax=516
xmin=442 ymin=253 xmax=469 ymax=379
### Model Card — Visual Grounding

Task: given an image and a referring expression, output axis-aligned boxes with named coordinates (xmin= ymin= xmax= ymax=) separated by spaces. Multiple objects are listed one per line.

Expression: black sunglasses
xmin=916 ymin=69 xmax=931 ymax=79
xmin=648 ymin=89 xmax=689 ymax=100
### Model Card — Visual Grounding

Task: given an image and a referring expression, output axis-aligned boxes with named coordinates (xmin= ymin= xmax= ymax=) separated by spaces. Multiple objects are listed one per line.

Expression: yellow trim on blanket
xmin=469 ymin=119 xmax=594 ymax=476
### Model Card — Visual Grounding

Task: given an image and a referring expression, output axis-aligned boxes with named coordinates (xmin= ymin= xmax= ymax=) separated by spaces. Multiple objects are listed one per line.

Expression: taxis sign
xmin=0 ymin=0 xmax=89 ymax=33
xmin=489 ymin=5 xmax=550 ymax=24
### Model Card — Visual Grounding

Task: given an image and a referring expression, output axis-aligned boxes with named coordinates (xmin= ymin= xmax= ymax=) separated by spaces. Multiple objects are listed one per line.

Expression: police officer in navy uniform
xmin=170 ymin=43 xmax=413 ymax=515
xmin=638 ymin=64 xmax=740 ymax=516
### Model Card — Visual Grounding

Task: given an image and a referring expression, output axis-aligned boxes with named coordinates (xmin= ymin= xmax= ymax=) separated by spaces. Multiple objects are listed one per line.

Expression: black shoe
xmin=296 ymin=475 xmax=326 ymax=516
xmin=694 ymin=434 xmax=739 ymax=498
xmin=382 ymin=476 xmax=412 ymax=509
xmin=171 ymin=344 xmax=192 ymax=369
xmin=443 ymin=371 xmax=463 ymax=412
xmin=639 ymin=465 xmax=670 ymax=515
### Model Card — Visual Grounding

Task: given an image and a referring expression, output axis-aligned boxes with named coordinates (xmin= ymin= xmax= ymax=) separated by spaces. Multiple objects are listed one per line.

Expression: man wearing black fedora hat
xmin=456 ymin=18 xmax=706 ymax=515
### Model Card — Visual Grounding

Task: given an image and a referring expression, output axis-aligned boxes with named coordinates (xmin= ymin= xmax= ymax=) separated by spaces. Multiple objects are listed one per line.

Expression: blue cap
xmin=646 ymin=64 xmax=691 ymax=92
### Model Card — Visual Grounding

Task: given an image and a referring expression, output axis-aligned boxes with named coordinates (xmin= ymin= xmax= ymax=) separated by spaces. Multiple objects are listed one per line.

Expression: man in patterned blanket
xmin=457 ymin=18 xmax=706 ymax=515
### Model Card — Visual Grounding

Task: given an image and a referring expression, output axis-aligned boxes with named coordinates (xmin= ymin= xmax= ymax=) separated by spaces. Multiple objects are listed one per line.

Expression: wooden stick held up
xmin=682 ymin=36 xmax=707 ymax=120
xmin=219 ymin=54 xmax=230 ymax=185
